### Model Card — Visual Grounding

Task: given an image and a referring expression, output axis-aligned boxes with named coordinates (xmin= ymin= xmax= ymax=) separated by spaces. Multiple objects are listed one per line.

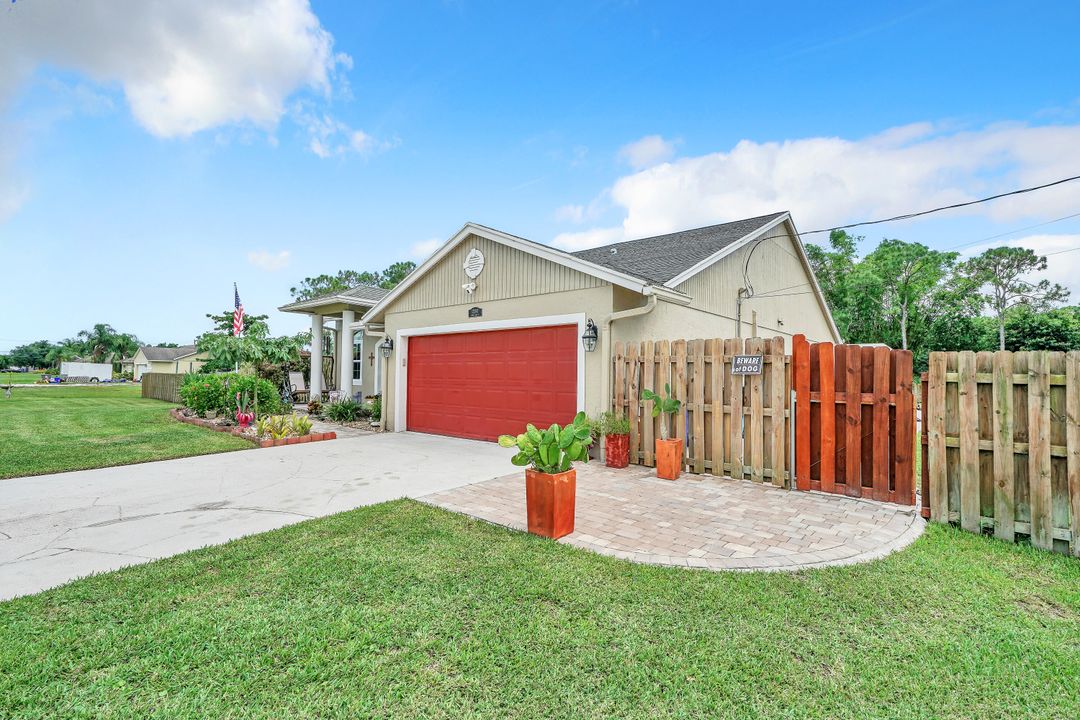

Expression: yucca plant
xmin=497 ymin=412 xmax=593 ymax=474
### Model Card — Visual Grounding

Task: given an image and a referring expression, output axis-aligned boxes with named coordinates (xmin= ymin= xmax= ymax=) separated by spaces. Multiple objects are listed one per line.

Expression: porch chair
xmin=289 ymin=372 xmax=310 ymax=404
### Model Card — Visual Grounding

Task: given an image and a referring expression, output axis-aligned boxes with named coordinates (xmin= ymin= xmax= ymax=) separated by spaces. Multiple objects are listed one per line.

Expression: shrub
xmin=291 ymin=414 xmax=313 ymax=436
xmin=369 ymin=395 xmax=382 ymax=422
xmin=180 ymin=373 xmax=281 ymax=417
xmin=307 ymin=399 xmax=322 ymax=416
xmin=325 ymin=396 xmax=363 ymax=423
xmin=599 ymin=411 xmax=631 ymax=436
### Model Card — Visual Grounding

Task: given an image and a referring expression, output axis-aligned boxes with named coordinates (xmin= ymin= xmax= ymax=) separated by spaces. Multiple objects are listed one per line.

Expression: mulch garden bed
xmin=170 ymin=408 xmax=337 ymax=448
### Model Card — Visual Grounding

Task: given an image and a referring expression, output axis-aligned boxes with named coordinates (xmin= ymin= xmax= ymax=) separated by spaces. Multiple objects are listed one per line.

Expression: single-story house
xmin=127 ymin=345 xmax=209 ymax=380
xmin=278 ymin=284 xmax=391 ymax=401
xmin=285 ymin=211 xmax=840 ymax=441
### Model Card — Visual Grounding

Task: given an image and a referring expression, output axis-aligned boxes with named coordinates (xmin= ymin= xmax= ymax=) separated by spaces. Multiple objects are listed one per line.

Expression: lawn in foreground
xmin=1 ymin=502 xmax=1077 ymax=720
xmin=0 ymin=384 xmax=251 ymax=479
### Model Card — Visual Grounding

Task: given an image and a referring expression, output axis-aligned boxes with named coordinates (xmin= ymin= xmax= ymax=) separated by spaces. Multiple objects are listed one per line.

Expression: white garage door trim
xmin=394 ymin=312 xmax=587 ymax=433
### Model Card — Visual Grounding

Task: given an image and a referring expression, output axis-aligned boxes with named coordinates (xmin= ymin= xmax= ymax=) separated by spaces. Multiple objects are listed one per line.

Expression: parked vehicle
xmin=642 ymin=384 xmax=683 ymax=480
xmin=498 ymin=412 xmax=593 ymax=539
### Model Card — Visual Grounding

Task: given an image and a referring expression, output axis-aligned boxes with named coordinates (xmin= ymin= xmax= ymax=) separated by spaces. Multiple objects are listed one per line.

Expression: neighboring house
xmin=127 ymin=345 xmax=209 ymax=380
xmin=278 ymin=284 xmax=391 ymax=401
xmin=285 ymin=212 xmax=839 ymax=441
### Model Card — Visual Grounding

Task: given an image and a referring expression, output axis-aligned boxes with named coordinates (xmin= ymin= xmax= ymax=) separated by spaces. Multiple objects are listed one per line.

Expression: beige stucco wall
xmin=672 ymin=220 xmax=837 ymax=342
xmin=381 ymin=285 xmax=614 ymax=431
xmin=348 ymin=330 xmax=383 ymax=399
xmin=146 ymin=353 xmax=209 ymax=376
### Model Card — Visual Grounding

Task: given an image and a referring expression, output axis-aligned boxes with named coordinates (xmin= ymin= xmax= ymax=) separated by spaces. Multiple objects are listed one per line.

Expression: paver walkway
xmin=422 ymin=463 xmax=924 ymax=571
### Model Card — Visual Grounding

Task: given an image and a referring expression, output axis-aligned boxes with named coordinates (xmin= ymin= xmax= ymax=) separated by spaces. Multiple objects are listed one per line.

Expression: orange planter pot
xmin=605 ymin=433 xmax=630 ymax=468
xmin=525 ymin=467 xmax=576 ymax=539
xmin=655 ymin=438 xmax=683 ymax=480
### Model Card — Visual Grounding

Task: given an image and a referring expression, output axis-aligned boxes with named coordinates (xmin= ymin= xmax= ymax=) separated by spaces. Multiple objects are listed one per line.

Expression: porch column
xmin=332 ymin=319 xmax=343 ymax=391
xmin=310 ymin=314 xmax=324 ymax=398
xmin=339 ymin=310 xmax=355 ymax=397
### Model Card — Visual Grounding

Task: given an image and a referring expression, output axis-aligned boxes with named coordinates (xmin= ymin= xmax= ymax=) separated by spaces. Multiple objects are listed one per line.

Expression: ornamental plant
xmin=497 ymin=412 xmax=593 ymax=474
xmin=641 ymin=383 xmax=681 ymax=440
xmin=599 ymin=410 xmax=631 ymax=437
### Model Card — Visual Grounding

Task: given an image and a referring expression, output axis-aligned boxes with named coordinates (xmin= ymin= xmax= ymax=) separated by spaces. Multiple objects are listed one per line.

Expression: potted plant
xmin=600 ymin=411 xmax=631 ymax=468
xmin=234 ymin=391 xmax=255 ymax=429
xmin=498 ymin=412 xmax=592 ymax=539
xmin=641 ymin=383 xmax=683 ymax=480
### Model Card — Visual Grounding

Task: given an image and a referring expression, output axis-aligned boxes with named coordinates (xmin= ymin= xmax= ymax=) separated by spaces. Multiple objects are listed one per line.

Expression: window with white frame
xmin=352 ymin=330 xmax=363 ymax=382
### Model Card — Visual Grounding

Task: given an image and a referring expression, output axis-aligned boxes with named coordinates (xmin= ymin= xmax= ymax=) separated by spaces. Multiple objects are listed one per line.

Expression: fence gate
xmin=791 ymin=335 xmax=916 ymax=505
xmin=922 ymin=350 xmax=1080 ymax=556
xmin=610 ymin=337 xmax=790 ymax=486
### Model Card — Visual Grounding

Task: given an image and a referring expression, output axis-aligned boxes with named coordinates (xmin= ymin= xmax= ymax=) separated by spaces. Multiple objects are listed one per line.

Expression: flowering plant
xmin=235 ymin=391 xmax=254 ymax=428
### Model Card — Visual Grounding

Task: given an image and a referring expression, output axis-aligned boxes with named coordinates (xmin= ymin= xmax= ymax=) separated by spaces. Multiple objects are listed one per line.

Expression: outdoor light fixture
xmin=581 ymin=319 xmax=599 ymax=352
xmin=379 ymin=336 xmax=394 ymax=358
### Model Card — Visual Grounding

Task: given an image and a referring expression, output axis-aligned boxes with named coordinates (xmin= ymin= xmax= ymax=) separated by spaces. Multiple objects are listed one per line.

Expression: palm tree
xmin=76 ymin=324 xmax=141 ymax=369
xmin=45 ymin=339 xmax=86 ymax=368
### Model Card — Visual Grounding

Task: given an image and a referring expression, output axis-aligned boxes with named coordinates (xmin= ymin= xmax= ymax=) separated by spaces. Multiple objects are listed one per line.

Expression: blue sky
xmin=1 ymin=0 xmax=1079 ymax=351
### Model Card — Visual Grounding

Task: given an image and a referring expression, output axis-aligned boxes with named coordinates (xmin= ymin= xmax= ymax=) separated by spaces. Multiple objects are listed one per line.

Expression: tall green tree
xmin=75 ymin=324 xmax=141 ymax=365
xmin=9 ymin=340 xmax=57 ymax=369
xmin=289 ymin=261 xmax=417 ymax=301
xmin=958 ymin=247 xmax=1070 ymax=350
xmin=44 ymin=339 xmax=85 ymax=367
xmin=864 ymin=240 xmax=958 ymax=350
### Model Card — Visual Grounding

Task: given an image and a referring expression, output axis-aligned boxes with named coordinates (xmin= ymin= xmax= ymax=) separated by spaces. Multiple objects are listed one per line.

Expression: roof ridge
xmin=570 ymin=211 xmax=787 ymax=256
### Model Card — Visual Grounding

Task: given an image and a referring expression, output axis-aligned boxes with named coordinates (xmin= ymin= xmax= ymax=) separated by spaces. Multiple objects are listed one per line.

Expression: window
xmin=352 ymin=330 xmax=363 ymax=382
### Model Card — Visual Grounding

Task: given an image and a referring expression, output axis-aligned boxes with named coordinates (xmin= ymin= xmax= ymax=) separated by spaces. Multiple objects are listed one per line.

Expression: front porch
xmin=421 ymin=463 xmax=923 ymax=571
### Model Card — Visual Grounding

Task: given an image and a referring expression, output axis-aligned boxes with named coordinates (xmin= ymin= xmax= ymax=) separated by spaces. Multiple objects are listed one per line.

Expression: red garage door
xmin=406 ymin=324 xmax=578 ymax=441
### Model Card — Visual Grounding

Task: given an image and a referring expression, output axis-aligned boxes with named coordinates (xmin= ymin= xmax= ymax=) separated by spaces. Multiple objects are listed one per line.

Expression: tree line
xmin=806 ymin=231 xmax=1073 ymax=369
xmin=2 ymin=324 xmax=143 ymax=370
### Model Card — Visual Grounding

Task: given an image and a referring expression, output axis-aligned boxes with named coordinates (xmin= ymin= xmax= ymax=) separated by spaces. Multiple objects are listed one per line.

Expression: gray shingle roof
xmin=340 ymin=284 xmax=391 ymax=303
xmin=570 ymin=212 xmax=787 ymax=285
xmin=140 ymin=345 xmax=198 ymax=361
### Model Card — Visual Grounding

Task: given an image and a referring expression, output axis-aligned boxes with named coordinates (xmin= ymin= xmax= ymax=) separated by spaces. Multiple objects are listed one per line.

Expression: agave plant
xmin=497 ymin=411 xmax=593 ymax=474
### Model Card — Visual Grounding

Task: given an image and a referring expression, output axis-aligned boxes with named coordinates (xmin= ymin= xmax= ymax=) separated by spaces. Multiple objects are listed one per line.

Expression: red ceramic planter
xmin=605 ymin=433 xmax=630 ymax=468
xmin=524 ymin=467 xmax=576 ymax=539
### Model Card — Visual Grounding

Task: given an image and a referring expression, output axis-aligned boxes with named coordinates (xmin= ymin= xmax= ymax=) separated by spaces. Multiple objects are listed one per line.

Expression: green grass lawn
xmin=0 ymin=372 xmax=50 ymax=384
xmin=1 ymin=502 xmax=1076 ymax=719
xmin=0 ymin=384 xmax=251 ymax=479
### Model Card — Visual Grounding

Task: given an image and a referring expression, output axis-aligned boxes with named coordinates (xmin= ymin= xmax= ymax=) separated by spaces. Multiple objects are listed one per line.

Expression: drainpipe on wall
xmin=601 ymin=289 xmax=659 ymax=430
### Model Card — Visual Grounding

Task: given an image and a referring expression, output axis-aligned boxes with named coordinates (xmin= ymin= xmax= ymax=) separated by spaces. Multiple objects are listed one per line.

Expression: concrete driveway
xmin=0 ymin=433 xmax=509 ymax=601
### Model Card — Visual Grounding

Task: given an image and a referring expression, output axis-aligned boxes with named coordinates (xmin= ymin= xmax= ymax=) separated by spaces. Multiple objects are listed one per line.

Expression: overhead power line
xmin=799 ymin=174 xmax=1080 ymax=236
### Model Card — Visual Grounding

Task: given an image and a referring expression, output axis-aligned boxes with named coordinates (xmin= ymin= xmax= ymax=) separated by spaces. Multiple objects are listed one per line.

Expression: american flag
xmin=233 ymin=283 xmax=245 ymax=337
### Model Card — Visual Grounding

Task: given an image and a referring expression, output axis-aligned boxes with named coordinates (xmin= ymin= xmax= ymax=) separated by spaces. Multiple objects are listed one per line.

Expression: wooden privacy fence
xmin=141 ymin=372 xmax=183 ymax=404
xmin=792 ymin=335 xmax=916 ymax=505
xmin=922 ymin=350 xmax=1080 ymax=556
xmin=610 ymin=337 xmax=791 ymax=486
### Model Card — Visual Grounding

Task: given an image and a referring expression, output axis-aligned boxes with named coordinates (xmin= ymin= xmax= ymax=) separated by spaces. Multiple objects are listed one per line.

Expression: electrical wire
xmin=799 ymin=174 xmax=1080 ymax=236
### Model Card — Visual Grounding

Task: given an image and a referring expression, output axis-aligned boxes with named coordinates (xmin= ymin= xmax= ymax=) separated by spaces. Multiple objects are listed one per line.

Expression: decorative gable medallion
xmin=462 ymin=247 xmax=485 ymax=294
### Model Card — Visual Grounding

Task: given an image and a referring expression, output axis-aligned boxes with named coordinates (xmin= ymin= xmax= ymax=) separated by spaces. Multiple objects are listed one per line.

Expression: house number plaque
xmin=731 ymin=355 xmax=763 ymax=375
xmin=468 ymin=306 xmax=482 ymax=318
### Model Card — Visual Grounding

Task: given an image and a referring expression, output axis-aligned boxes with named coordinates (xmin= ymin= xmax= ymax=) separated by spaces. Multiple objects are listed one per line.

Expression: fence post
xmin=792 ymin=334 xmax=811 ymax=490
xmin=1066 ymin=350 xmax=1080 ymax=558
xmin=927 ymin=353 xmax=948 ymax=522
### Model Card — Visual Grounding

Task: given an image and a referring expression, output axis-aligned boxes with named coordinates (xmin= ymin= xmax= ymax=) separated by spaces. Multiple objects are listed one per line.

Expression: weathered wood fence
xmin=141 ymin=372 xmax=183 ymax=404
xmin=792 ymin=336 xmax=916 ymax=505
xmin=922 ymin=350 xmax=1080 ymax=556
xmin=611 ymin=337 xmax=791 ymax=486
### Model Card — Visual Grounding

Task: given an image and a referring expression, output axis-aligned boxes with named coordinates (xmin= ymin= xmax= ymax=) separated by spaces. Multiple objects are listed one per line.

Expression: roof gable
xmin=140 ymin=345 xmax=198 ymax=362
xmin=571 ymin=212 xmax=787 ymax=285
xmin=362 ymin=223 xmax=689 ymax=323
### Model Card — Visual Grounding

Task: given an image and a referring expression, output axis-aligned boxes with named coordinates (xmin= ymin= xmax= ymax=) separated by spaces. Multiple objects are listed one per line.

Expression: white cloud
xmin=247 ymin=249 xmax=292 ymax=271
xmin=617 ymin=134 xmax=678 ymax=169
xmin=555 ymin=121 xmax=1080 ymax=250
xmin=409 ymin=238 xmax=442 ymax=260
xmin=0 ymin=0 xmax=346 ymax=138
xmin=297 ymin=108 xmax=398 ymax=159
xmin=961 ymin=234 xmax=1080 ymax=300
xmin=551 ymin=226 xmax=626 ymax=252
